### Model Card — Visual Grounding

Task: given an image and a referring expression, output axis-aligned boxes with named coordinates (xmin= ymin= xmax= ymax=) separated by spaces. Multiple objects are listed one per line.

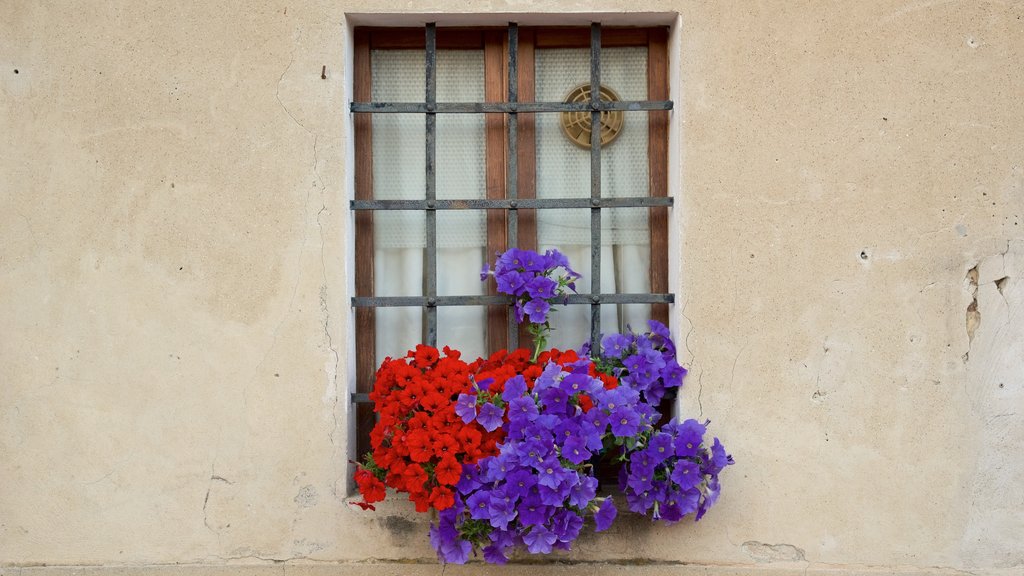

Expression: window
xmin=351 ymin=23 xmax=673 ymax=456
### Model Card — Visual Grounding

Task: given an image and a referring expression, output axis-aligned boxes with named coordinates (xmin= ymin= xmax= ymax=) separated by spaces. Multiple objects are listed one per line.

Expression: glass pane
xmin=373 ymin=214 xmax=424 ymax=297
xmin=376 ymin=307 xmax=423 ymax=363
xmin=438 ymin=306 xmax=486 ymax=361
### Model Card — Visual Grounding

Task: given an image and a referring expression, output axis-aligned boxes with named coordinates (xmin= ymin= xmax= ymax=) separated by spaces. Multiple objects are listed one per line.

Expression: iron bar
xmin=350 ymin=101 xmax=673 ymax=114
xmin=507 ymin=22 xmax=520 ymax=350
xmin=424 ymin=23 xmax=438 ymax=347
xmin=352 ymin=293 xmax=674 ymax=308
xmin=351 ymin=196 xmax=672 ymax=211
xmin=589 ymin=22 xmax=602 ymax=353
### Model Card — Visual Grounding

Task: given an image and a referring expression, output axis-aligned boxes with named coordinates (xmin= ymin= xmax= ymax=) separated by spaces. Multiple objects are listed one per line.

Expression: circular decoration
xmin=560 ymin=84 xmax=625 ymax=149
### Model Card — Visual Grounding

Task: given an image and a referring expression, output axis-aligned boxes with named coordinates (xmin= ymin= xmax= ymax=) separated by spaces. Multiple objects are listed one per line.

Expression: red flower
xmin=412 ymin=344 xmax=440 ymax=368
xmin=402 ymin=463 xmax=428 ymax=490
xmin=430 ymin=485 xmax=455 ymax=510
xmin=354 ymin=468 xmax=386 ymax=503
xmin=405 ymin=430 xmax=433 ymax=463
xmin=434 ymin=455 xmax=462 ymax=486
xmin=432 ymin=434 xmax=460 ymax=460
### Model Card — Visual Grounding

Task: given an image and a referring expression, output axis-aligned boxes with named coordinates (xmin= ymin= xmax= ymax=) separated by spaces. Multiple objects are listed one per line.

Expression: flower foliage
xmin=354 ymin=249 xmax=734 ymax=564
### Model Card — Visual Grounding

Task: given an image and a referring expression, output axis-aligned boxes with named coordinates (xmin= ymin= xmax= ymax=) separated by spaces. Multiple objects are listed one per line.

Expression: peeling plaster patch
xmin=996 ymin=276 xmax=1009 ymax=295
xmin=965 ymin=264 xmax=980 ymax=361
xmin=741 ymin=541 xmax=806 ymax=562
xmin=293 ymin=484 xmax=318 ymax=508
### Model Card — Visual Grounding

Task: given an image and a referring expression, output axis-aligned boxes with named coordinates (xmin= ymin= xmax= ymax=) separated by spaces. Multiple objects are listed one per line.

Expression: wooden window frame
xmin=352 ymin=24 xmax=671 ymax=458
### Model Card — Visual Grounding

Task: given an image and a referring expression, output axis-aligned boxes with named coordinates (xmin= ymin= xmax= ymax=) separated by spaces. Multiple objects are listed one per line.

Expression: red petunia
xmin=402 ymin=463 xmax=428 ymax=490
xmin=354 ymin=468 xmax=387 ymax=503
xmin=405 ymin=430 xmax=434 ymax=463
xmin=412 ymin=344 xmax=440 ymax=368
xmin=434 ymin=455 xmax=462 ymax=486
xmin=430 ymin=485 xmax=455 ymax=510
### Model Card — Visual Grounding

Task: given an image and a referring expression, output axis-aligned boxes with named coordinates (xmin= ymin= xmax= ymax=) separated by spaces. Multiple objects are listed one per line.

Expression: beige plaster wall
xmin=1 ymin=1 xmax=1021 ymax=574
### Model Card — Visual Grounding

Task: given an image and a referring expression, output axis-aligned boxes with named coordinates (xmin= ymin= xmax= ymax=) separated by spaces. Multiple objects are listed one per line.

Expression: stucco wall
xmin=1 ymin=1 xmax=1022 ymax=574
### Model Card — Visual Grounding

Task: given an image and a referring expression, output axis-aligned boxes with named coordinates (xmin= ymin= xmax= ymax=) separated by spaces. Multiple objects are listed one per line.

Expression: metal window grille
xmin=350 ymin=22 xmax=674 ymax=405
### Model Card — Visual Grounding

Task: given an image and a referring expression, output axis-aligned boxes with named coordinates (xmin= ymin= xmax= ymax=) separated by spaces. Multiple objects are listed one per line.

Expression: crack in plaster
xmin=729 ymin=341 xmax=748 ymax=391
xmin=695 ymin=367 xmax=704 ymax=418
xmin=202 ymin=465 xmax=232 ymax=542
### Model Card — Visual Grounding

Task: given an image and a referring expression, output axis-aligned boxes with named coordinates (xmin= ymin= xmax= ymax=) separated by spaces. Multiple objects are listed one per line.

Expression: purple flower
xmin=518 ymin=493 xmax=550 ymax=527
xmin=454 ymin=393 xmax=477 ymax=424
xmin=708 ymin=437 xmax=733 ymax=474
xmin=561 ymin=435 xmax=592 ymax=465
xmin=523 ymin=298 xmax=550 ymax=323
xmin=467 ymin=490 xmax=492 ymax=520
xmin=568 ymin=475 xmax=598 ymax=509
xmin=501 ymin=375 xmax=527 ymax=402
xmin=602 ymin=333 xmax=633 ymax=358
xmin=505 ymin=469 xmax=536 ymax=499
xmin=671 ymin=459 xmax=701 ymax=490
xmin=539 ymin=386 xmax=569 ymax=415
xmin=551 ymin=509 xmax=584 ymax=543
xmin=483 ymin=544 xmax=509 ymax=564
xmin=560 ymin=372 xmax=598 ymax=395
xmin=609 ymin=406 xmax=641 ymax=437
xmin=487 ymin=488 xmax=518 ymax=530
xmin=594 ymin=498 xmax=617 ymax=531
xmin=626 ymin=461 xmax=655 ymax=494
xmin=648 ymin=432 xmax=674 ymax=465
xmin=526 ymin=275 xmax=557 ymax=299
xmin=508 ymin=396 xmax=539 ymax=422
xmin=476 ymin=402 xmax=504 ymax=432
xmin=480 ymin=262 xmax=491 ymax=281
xmin=535 ymin=456 xmax=567 ymax=489
xmin=659 ymin=488 xmax=685 ymax=524
xmin=675 ymin=419 xmax=705 ymax=457
xmin=523 ymin=525 xmax=557 ymax=554
xmin=495 ymin=269 xmax=528 ymax=295
xmin=648 ymin=319 xmax=671 ymax=340
xmin=456 ymin=462 xmax=483 ymax=495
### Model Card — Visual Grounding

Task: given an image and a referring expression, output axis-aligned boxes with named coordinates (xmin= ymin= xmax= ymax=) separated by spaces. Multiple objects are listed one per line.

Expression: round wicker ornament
xmin=560 ymin=84 xmax=625 ymax=148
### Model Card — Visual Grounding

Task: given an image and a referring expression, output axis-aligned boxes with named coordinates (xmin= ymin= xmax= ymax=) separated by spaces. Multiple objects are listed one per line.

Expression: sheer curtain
xmin=372 ymin=49 xmax=487 ymax=362
xmin=371 ymin=46 xmax=652 ymax=361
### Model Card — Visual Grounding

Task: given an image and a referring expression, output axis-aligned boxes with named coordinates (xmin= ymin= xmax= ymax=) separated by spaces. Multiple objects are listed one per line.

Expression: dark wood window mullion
xmin=515 ymin=28 xmax=538 ymax=350
xmin=484 ymin=31 xmax=509 ymax=353
xmin=353 ymin=30 xmax=376 ymax=459
xmin=648 ymin=28 xmax=670 ymax=326
xmin=588 ymin=23 xmax=603 ymax=352
xmin=424 ymin=23 xmax=438 ymax=346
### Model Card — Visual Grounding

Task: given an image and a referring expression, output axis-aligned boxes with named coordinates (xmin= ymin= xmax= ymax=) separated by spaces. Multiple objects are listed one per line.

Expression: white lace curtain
xmin=371 ymin=47 xmax=652 ymax=363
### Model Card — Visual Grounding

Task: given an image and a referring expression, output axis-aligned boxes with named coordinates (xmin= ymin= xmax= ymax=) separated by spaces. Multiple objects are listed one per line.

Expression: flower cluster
xmin=355 ymin=345 xmax=505 ymax=512
xmin=432 ymin=357 xmax=659 ymax=563
xmin=619 ymin=418 xmax=734 ymax=523
xmin=481 ymin=248 xmax=580 ymax=327
xmin=588 ymin=320 xmax=687 ymax=406
xmin=354 ymin=248 xmax=734 ymax=565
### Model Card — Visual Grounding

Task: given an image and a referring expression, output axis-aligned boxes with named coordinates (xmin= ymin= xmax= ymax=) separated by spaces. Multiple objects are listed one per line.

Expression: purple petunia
xmin=476 ymin=402 xmax=504 ymax=432
xmin=454 ymin=393 xmax=477 ymax=424
xmin=594 ymin=498 xmax=617 ymax=532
